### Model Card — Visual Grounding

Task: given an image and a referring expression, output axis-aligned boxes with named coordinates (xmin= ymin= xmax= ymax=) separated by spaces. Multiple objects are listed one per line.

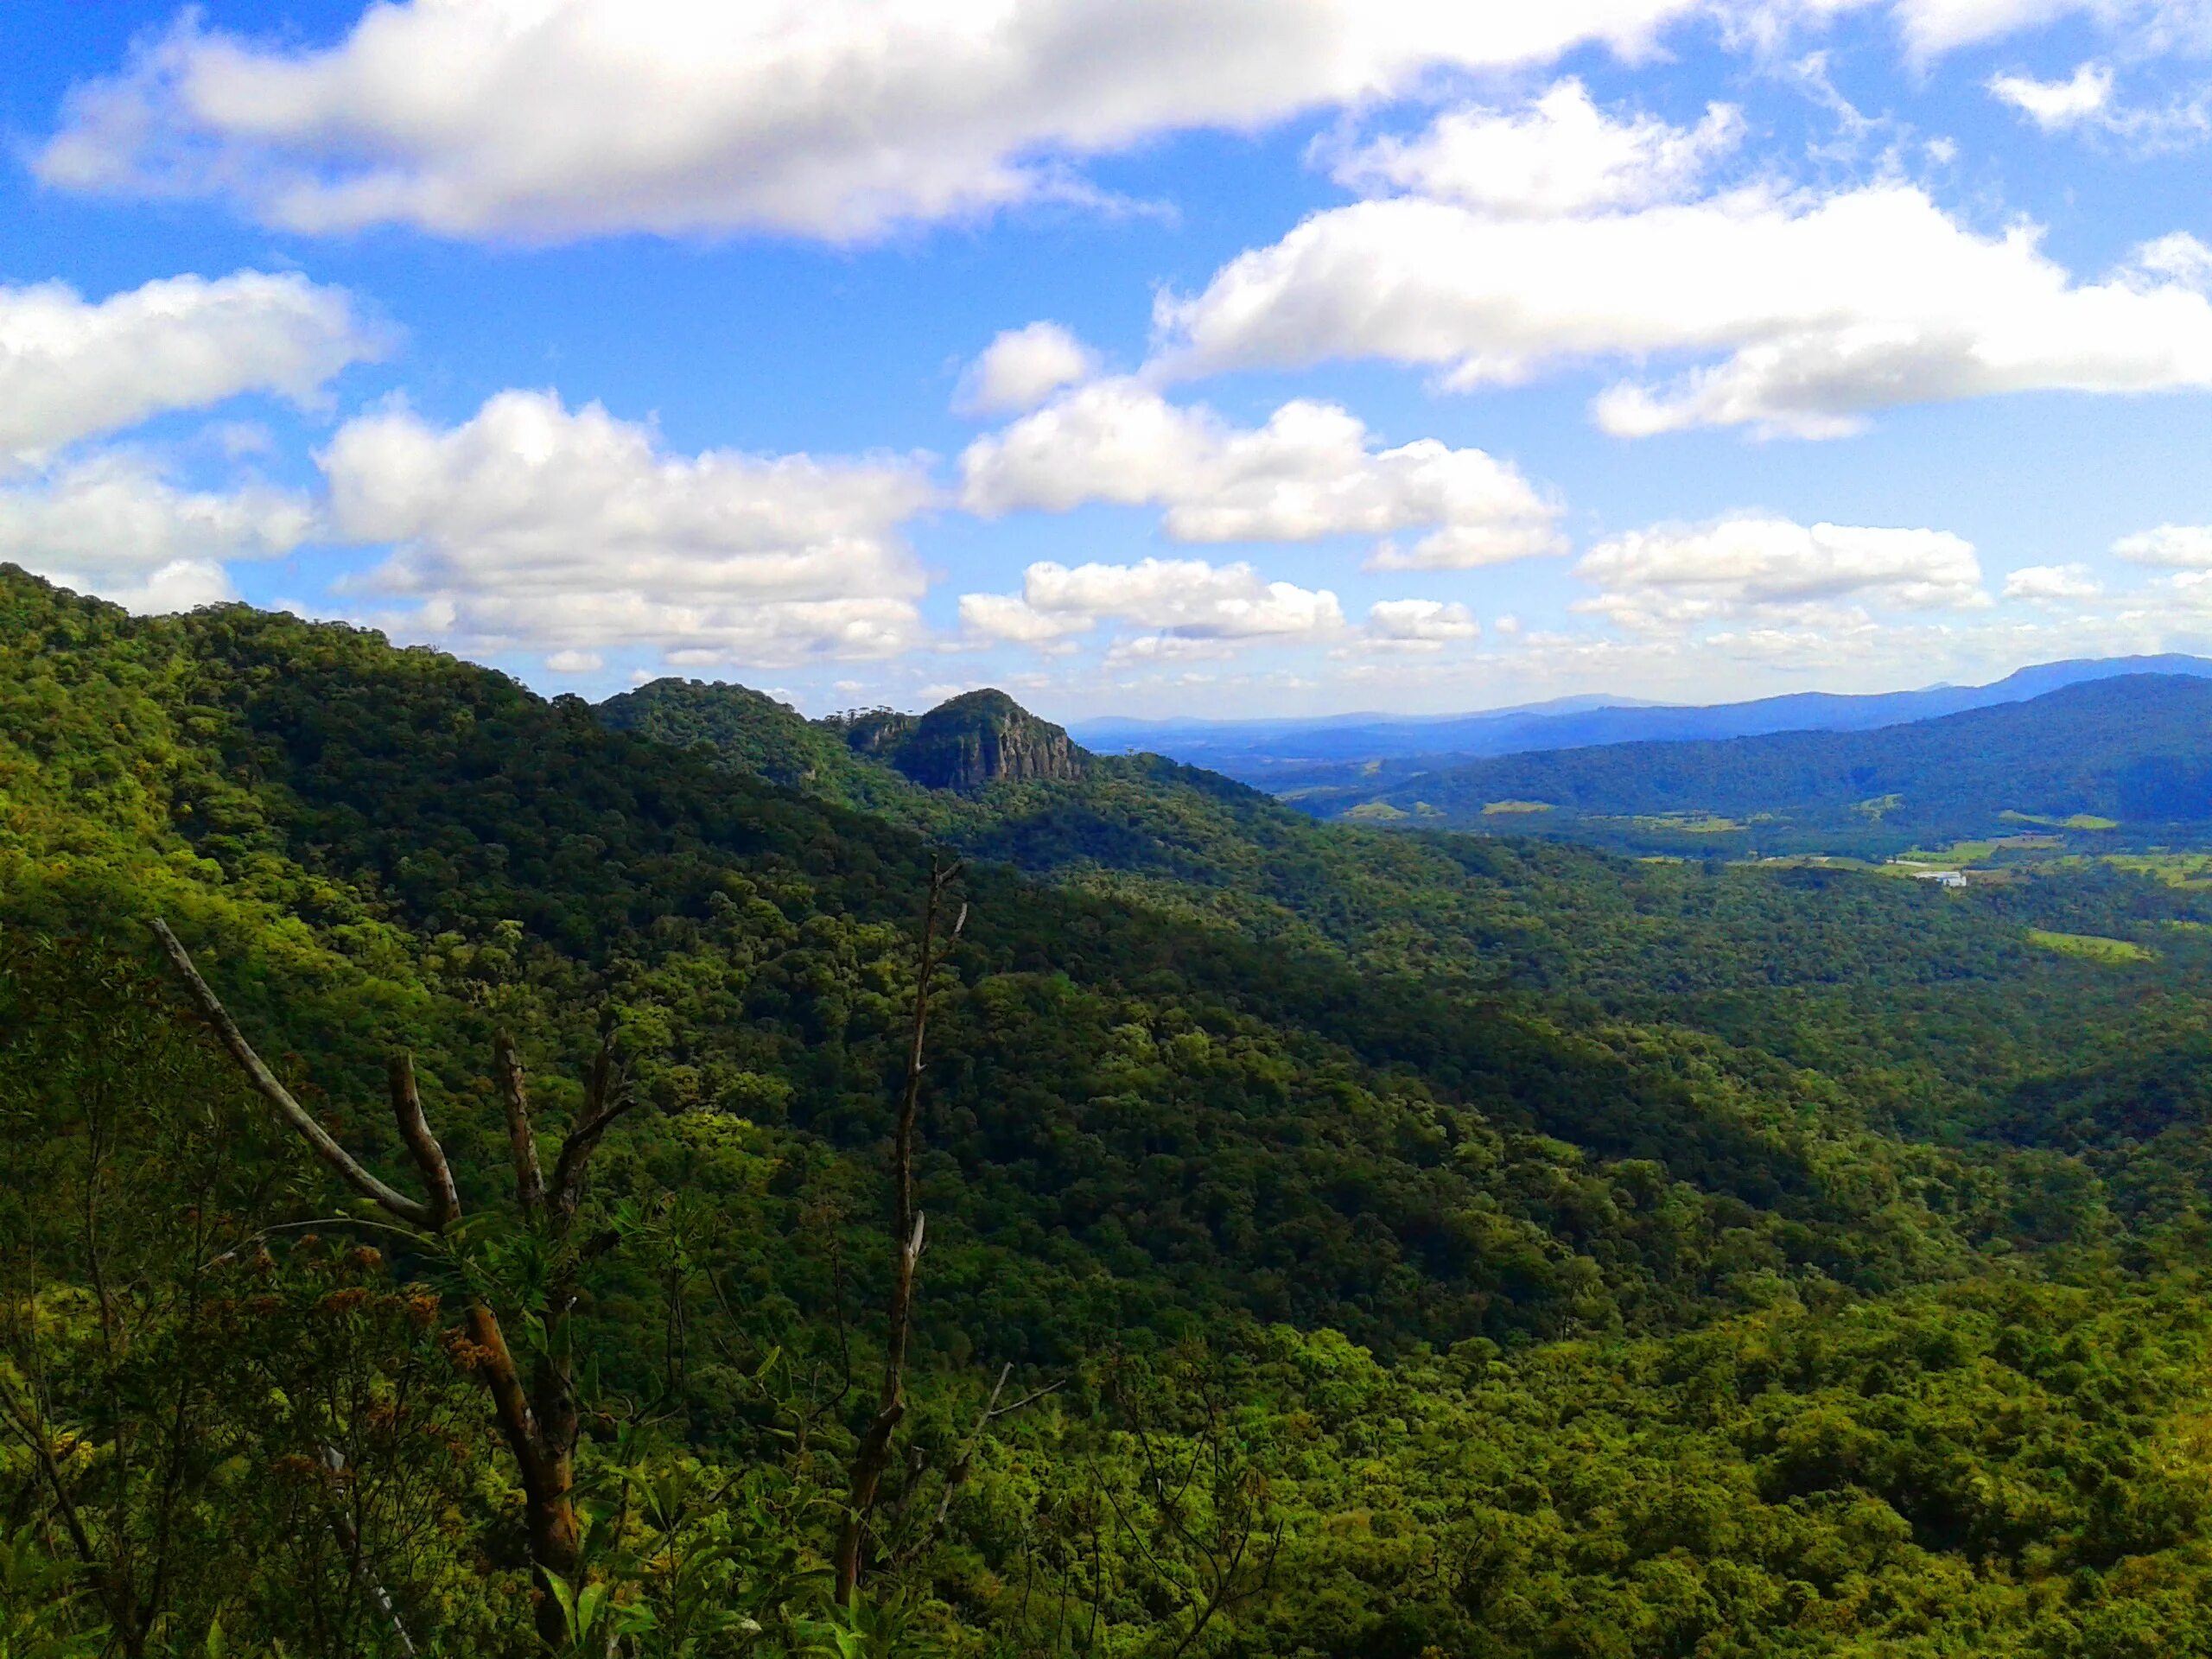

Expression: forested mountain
xmin=1078 ymin=654 xmax=2212 ymax=785
xmin=15 ymin=563 xmax=2212 ymax=1655
xmin=1297 ymin=673 xmax=2212 ymax=855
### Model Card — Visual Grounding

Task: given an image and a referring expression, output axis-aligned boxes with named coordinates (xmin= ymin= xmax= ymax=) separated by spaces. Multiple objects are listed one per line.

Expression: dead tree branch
xmin=836 ymin=856 xmax=964 ymax=1606
xmin=151 ymin=917 xmax=632 ymax=1650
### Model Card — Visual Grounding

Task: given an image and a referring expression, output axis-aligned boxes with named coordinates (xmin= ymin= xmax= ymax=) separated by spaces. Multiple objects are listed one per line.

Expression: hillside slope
xmin=20 ymin=569 xmax=2212 ymax=1654
xmin=1081 ymin=653 xmax=2212 ymax=784
xmin=0 ymin=565 xmax=2012 ymax=1351
xmin=1309 ymin=673 xmax=2212 ymax=853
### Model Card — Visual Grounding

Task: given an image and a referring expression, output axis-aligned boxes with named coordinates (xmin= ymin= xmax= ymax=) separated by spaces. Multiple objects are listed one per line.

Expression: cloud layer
xmin=1575 ymin=516 xmax=1986 ymax=629
xmin=961 ymin=556 xmax=1344 ymax=650
xmin=323 ymin=390 xmax=937 ymax=664
xmin=1324 ymin=79 xmax=1743 ymax=219
xmin=0 ymin=271 xmax=382 ymax=467
xmin=1158 ymin=177 xmax=2212 ymax=436
xmin=962 ymin=379 xmax=1562 ymax=567
xmin=38 ymin=0 xmax=1718 ymax=242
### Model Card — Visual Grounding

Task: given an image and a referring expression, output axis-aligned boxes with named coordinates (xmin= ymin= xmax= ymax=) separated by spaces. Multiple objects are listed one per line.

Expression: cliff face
xmin=881 ymin=690 xmax=1087 ymax=791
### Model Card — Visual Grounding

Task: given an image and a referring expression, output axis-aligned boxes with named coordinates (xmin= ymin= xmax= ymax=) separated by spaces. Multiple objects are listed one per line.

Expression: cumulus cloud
xmin=0 ymin=450 xmax=314 ymax=575
xmin=1988 ymin=62 xmax=2113 ymax=129
xmin=957 ymin=591 xmax=1094 ymax=645
xmin=1360 ymin=598 xmax=1482 ymax=651
xmin=962 ymin=381 xmax=1562 ymax=567
xmin=2128 ymin=232 xmax=2212 ymax=289
xmin=56 ymin=559 xmax=241 ymax=614
xmin=0 ymin=270 xmax=383 ymax=467
xmin=1894 ymin=0 xmax=2212 ymax=57
xmin=38 ymin=0 xmax=1714 ymax=243
xmin=1102 ymin=633 xmax=1242 ymax=668
xmin=1155 ymin=183 xmax=2212 ymax=437
xmin=1325 ymin=80 xmax=1744 ymax=218
xmin=2003 ymin=562 xmax=2103 ymax=601
xmin=960 ymin=556 xmax=1343 ymax=653
xmin=1574 ymin=516 xmax=1986 ymax=629
xmin=957 ymin=323 xmax=1098 ymax=416
xmin=321 ymin=390 xmax=938 ymax=665
xmin=2113 ymin=523 xmax=2212 ymax=565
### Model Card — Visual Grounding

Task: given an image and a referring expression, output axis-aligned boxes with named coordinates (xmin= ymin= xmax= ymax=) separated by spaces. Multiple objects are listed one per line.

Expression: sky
xmin=4 ymin=1 xmax=2212 ymax=721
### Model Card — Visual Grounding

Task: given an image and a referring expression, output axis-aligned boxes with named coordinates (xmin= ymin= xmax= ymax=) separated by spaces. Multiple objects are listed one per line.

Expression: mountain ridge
xmin=1304 ymin=671 xmax=2212 ymax=853
xmin=1076 ymin=653 xmax=2212 ymax=782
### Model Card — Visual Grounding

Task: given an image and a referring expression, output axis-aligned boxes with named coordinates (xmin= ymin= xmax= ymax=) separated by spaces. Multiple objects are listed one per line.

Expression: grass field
xmin=2027 ymin=928 xmax=2157 ymax=963
xmin=2097 ymin=853 xmax=2212 ymax=888
xmin=1482 ymin=799 xmax=1555 ymax=816
xmin=1625 ymin=813 xmax=1745 ymax=834
xmin=2003 ymin=810 xmax=2122 ymax=831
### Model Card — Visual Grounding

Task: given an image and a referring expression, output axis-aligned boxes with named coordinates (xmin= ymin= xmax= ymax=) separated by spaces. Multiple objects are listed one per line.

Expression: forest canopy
xmin=9 ymin=566 xmax=2212 ymax=1656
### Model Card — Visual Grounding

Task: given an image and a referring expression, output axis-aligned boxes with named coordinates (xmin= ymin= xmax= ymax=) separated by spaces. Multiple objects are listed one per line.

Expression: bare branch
xmin=463 ymin=1304 xmax=543 ymax=1481
xmin=386 ymin=1054 xmax=461 ymax=1231
xmin=550 ymin=1027 xmax=635 ymax=1233
xmin=493 ymin=1032 xmax=546 ymax=1223
xmin=837 ymin=855 xmax=965 ymax=1605
xmin=149 ymin=919 xmax=435 ymax=1230
xmin=929 ymin=1363 xmax=1012 ymax=1535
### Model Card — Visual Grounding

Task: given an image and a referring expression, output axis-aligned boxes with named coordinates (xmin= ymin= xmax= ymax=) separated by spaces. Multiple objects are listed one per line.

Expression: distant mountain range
xmin=1070 ymin=655 xmax=2212 ymax=785
xmin=1294 ymin=673 xmax=2212 ymax=855
xmin=601 ymin=658 xmax=2212 ymax=861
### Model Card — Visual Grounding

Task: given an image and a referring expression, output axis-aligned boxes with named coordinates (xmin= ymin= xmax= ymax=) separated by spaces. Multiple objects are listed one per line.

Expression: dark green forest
xmin=1289 ymin=675 xmax=2212 ymax=857
xmin=13 ymin=564 xmax=2212 ymax=1656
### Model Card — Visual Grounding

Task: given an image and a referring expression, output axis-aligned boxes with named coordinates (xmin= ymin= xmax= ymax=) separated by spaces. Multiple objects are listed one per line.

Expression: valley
xmin=12 ymin=566 xmax=2212 ymax=1654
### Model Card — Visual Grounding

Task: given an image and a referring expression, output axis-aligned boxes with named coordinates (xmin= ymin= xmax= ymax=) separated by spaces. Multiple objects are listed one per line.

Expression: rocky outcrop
xmin=880 ymin=690 xmax=1086 ymax=791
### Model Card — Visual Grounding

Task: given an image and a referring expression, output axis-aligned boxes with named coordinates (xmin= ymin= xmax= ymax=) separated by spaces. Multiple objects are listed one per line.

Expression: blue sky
xmin=4 ymin=0 xmax=2212 ymax=719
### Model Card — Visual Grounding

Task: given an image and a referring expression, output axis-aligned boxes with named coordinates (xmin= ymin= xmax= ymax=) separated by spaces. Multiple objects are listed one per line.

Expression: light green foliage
xmin=11 ymin=567 xmax=2212 ymax=1655
xmin=2026 ymin=929 xmax=2156 ymax=963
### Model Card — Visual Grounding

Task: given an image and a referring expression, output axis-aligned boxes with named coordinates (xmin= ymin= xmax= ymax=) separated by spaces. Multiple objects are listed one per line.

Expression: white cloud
xmin=39 ymin=0 xmax=1714 ymax=243
xmin=321 ymin=389 xmax=938 ymax=665
xmin=1575 ymin=516 xmax=1986 ymax=630
xmin=36 ymin=558 xmax=239 ymax=615
xmin=957 ymin=322 xmax=1097 ymax=416
xmin=0 ymin=270 xmax=383 ymax=467
xmin=2003 ymin=562 xmax=2103 ymax=601
xmin=2113 ymin=522 xmax=2212 ymax=565
xmin=958 ymin=591 xmax=1094 ymax=645
xmin=544 ymin=649 xmax=604 ymax=672
xmin=2128 ymin=232 xmax=2212 ymax=290
xmin=1103 ymin=633 xmax=1241 ymax=668
xmin=1326 ymin=80 xmax=1744 ymax=218
xmin=0 ymin=450 xmax=314 ymax=572
xmin=1360 ymin=598 xmax=1482 ymax=651
xmin=962 ymin=556 xmax=1344 ymax=656
xmin=1892 ymin=0 xmax=2212 ymax=57
xmin=962 ymin=380 xmax=1562 ymax=566
xmin=1156 ymin=183 xmax=2212 ymax=437
xmin=1988 ymin=62 xmax=2113 ymax=129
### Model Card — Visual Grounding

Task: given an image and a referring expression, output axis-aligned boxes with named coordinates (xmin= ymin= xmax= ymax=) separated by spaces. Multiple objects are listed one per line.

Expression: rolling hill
xmin=22 ymin=565 xmax=2212 ymax=1655
xmin=1299 ymin=673 xmax=2212 ymax=855
xmin=1078 ymin=654 xmax=2212 ymax=787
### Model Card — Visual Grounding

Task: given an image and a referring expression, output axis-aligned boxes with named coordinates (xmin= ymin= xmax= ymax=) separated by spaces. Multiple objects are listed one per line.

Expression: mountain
xmin=22 ymin=564 xmax=2212 ymax=1655
xmin=838 ymin=687 xmax=1086 ymax=790
xmin=1305 ymin=672 xmax=2212 ymax=852
xmin=603 ymin=678 xmax=1086 ymax=801
xmin=1076 ymin=654 xmax=2212 ymax=785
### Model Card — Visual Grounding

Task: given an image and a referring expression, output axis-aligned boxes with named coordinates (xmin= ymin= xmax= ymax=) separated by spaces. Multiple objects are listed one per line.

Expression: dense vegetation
xmin=1293 ymin=676 xmax=2212 ymax=857
xmin=10 ymin=564 xmax=2212 ymax=1655
xmin=1078 ymin=654 xmax=2212 ymax=786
